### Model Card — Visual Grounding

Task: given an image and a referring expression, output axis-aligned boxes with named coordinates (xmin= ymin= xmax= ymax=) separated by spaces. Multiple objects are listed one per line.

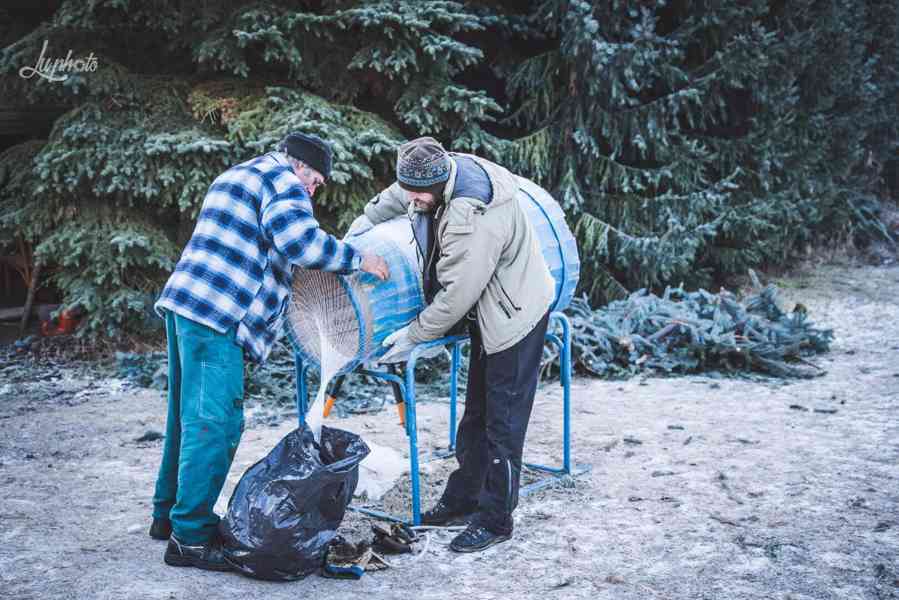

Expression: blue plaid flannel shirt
xmin=155 ymin=151 xmax=361 ymax=363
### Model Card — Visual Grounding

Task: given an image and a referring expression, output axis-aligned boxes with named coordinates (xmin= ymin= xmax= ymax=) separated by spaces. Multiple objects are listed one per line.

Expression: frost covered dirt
xmin=1 ymin=262 xmax=898 ymax=600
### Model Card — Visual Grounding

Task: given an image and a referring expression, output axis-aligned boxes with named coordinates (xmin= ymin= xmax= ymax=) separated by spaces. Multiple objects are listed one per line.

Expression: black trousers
xmin=440 ymin=311 xmax=550 ymax=534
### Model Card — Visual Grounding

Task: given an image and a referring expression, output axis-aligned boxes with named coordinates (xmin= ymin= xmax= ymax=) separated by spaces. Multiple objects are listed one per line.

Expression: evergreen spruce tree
xmin=0 ymin=0 xmax=895 ymax=341
xmin=0 ymin=1 xmax=501 ymax=338
xmin=499 ymin=0 xmax=897 ymax=302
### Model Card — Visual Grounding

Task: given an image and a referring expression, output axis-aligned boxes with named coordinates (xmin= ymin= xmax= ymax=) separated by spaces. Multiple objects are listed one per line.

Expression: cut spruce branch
xmin=542 ymin=281 xmax=833 ymax=380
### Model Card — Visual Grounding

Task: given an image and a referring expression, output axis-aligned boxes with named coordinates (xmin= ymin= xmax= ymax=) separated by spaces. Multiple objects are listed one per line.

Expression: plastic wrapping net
xmin=285 ymin=218 xmax=424 ymax=439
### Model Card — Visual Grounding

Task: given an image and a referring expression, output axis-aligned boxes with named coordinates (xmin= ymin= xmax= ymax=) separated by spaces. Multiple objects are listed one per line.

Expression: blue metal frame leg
xmin=519 ymin=312 xmax=592 ymax=495
xmin=296 ymin=354 xmax=308 ymax=426
xmin=449 ymin=342 xmax=461 ymax=451
xmin=396 ymin=336 xmax=466 ymax=524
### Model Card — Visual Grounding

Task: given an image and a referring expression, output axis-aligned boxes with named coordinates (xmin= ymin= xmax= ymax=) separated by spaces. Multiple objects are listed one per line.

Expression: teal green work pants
xmin=152 ymin=312 xmax=245 ymax=544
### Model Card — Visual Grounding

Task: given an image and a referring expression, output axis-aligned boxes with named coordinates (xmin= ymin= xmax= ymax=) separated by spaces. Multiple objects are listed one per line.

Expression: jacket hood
xmin=443 ymin=153 xmax=518 ymax=210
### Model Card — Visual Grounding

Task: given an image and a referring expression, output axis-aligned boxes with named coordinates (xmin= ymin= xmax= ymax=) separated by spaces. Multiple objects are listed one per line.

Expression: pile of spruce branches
xmin=543 ymin=276 xmax=833 ymax=380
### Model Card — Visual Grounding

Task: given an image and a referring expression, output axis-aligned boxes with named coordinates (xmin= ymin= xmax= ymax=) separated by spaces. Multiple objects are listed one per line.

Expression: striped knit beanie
xmin=396 ymin=137 xmax=450 ymax=189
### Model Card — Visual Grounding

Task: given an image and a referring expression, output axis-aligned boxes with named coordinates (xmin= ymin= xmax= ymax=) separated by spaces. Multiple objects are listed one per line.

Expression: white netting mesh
xmin=287 ymin=268 xmax=375 ymax=364
xmin=287 ymin=269 xmax=374 ymax=441
xmin=286 ymin=218 xmax=426 ymax=441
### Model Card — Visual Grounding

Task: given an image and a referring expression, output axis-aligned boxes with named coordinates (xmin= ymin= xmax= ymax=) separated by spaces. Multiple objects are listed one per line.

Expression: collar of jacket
xmin=444 ymin=153 xmax=517 ymax=210
xmin=270 ymin=151 xmax=290 ymax=167
xmin=441 ymin=155 xmax=460 ymax=205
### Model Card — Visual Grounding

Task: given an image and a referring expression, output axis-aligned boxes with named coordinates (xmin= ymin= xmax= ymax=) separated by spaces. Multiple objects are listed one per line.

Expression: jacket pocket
xmin=497 ymin=298 xmax=513 ymax=319
xmin=498 ymin=280 xmax=521 ymax=312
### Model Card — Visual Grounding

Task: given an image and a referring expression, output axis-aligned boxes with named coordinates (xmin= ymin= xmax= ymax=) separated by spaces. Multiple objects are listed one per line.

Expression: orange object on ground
xmin=323 ymin=395 xmax=337 ymax=418
xmin=41 ymin=309 xmax=81 ymax=336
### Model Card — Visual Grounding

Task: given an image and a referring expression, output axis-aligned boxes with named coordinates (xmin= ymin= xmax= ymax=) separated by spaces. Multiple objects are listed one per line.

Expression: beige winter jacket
xmin=363 ymin=154 xmax=555 ymax=354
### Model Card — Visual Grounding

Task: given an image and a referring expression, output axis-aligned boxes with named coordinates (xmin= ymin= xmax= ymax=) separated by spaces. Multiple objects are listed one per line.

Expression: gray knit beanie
xmin=396 ymin=137 xmax=451 ymax=188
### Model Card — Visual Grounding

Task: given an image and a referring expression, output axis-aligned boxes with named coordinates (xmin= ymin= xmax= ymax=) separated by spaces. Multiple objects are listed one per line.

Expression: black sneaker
xmin=164 ymin=535 xmax=232 ymax=572
xmin=149 ymin=517 xmax=172 ymax=541
xmin=449 ymin=524 xmax=511 ymax=553
xmin=420 ymin=500 xmax=475 ymax=526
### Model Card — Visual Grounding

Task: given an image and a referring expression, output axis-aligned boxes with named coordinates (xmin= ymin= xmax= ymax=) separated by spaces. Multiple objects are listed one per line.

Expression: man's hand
xmin=379 ymin=325 xmax=444 ymax=363
xmin=360 ymin=253 xmax=389 ymax=281
xmin=379 ymin=326 xmax=415 ymax=363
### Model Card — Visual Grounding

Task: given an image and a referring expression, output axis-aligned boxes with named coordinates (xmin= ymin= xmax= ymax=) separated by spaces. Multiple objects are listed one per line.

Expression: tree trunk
xmin=19 ymin=261 xmax=42 ymax=337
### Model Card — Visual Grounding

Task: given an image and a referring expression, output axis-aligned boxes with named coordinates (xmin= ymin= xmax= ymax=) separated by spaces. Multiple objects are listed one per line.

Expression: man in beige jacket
xmin=355 ymin=137 xmax=555 ymax=552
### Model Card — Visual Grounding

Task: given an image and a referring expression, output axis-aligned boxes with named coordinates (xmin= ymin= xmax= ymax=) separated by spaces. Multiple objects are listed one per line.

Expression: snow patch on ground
xmin=2 ymin=262 xmax=898 ymax=599
xmin=356 ymin=440 xmax=408 ymax=502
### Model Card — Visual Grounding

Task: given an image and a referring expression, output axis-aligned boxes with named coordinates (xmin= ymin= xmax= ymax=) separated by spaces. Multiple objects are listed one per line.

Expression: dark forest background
xmin=1 ymin=1 xmax=896 ymax=340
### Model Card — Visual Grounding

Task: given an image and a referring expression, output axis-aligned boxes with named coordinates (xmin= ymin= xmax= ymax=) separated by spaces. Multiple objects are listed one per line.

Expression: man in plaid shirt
xmin=149 ymin=132 xmax=389 ymax=571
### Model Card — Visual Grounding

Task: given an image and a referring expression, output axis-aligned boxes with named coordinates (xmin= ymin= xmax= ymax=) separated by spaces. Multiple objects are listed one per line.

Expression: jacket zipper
xmin=424 ymin=205 xmax=444 ymax=277
xmin=498 ymin=281 xmax=521 ymax=311
xmin=411 ymin=218 xmax=427 ymax=264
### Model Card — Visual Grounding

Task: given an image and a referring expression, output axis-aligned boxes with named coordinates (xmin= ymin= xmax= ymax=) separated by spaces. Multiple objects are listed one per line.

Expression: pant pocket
xmin=198 ymin=359 xmax=244 ymax=424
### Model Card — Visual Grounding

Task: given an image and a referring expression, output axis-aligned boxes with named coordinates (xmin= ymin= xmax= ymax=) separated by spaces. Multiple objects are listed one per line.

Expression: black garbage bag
xmin=219 ymin=425 xmax=369 ymax=581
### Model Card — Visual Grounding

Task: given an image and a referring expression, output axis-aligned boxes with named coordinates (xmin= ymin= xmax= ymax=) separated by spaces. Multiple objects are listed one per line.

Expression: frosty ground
xmin=1 ymin=261 xmax=897 ymax=600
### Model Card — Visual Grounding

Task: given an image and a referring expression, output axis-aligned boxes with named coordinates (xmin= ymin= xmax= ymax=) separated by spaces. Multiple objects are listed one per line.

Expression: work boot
xmin=164 ymin=535 xmax=232 ymax=572
xmin=420 ymin=500 xmax=475 ymax=526
xmin=449 ymin=524 xmax=511 ymax=553
xmin=149 ymin=517 xmax=172 ymax=541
